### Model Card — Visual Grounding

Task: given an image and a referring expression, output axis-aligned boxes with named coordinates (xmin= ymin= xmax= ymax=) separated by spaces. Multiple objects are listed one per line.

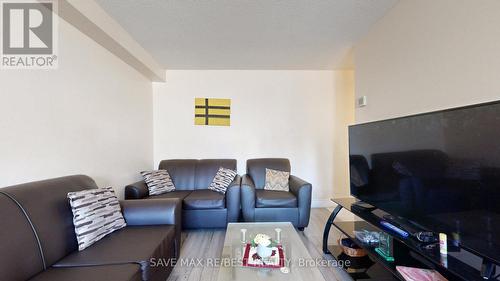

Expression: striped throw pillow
xmin=208 ymin=167 xmax=237 ymax=194
xmin=140 ymin=170 xmax=175 ymax=195
xmin=67 ymin=187 xmax=126 ymax=251
xmin=264 ymin=168 xmax=290 ymax=192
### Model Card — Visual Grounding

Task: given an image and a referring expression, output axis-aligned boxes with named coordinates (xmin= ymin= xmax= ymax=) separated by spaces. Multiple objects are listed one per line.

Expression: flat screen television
xmin=349 ymin=101 xmax=500 ymax=264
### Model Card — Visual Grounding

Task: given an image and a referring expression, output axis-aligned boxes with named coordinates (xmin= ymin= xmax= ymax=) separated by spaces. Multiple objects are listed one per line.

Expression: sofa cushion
xmin=0 ymin=193 xmax=45 ymax=281
xmin=1 ymin=175 xmax=97 ymax=266
xmin=140 ymin=170 xmax=175 ymax=195
xmin=194 ymin=159 xmax=237 ymax=190
xmin=29 ymin=264 xmax=142 ymax=281
xmin=67 ymin=187 xmax=127 ymax=251
xmin=151 ymin=190 xmax=192 ymax=200
xmin=53 ymin=225 xmax=175 ymax=281
xmin=247 ymin=158 xmax=291 ymax=189
xmin=256 ymin=190 xmax=297 ymax=208
xmin=159 ymin=160 xmax=197 ymax=190
xmin=183 ymin=190 xmax=225 ymax=210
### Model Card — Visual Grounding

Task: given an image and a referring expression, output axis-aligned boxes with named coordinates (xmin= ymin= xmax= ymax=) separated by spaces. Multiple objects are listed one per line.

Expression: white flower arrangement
xmin=253 ymin=233 xmax=272 ymax=247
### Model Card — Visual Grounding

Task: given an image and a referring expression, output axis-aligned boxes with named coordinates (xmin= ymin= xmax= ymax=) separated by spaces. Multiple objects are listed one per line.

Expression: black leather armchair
xmin=241 ymin=158 xmax=312 ymax=229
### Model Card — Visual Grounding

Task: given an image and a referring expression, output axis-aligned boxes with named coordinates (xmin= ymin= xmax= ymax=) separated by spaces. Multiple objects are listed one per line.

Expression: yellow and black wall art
xmin=194 ymin=98 xmax=231 ymax=126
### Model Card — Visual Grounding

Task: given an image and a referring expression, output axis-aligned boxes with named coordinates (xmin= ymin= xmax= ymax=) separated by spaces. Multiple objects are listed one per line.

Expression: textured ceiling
xmin=96 ymin=0 xmax=398 ymax=69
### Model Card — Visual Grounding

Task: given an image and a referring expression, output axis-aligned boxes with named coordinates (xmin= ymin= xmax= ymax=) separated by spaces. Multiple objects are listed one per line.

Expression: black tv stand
xmin=322 ymin=198 xmax=496 ymax=281
xmin=351 ymin=201 xmax=377 ymax=212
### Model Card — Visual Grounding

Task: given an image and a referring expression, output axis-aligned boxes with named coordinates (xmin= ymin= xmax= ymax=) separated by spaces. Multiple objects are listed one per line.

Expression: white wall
xmin=153 ymin=70 xmax=354 ymax=207
xmin=333 ymin=71 xmax=355 ymax=198
xmin=355 ymin=0 xmax=500 ymax=123
xmin=0 ymin=18 xmax=153 ymax=197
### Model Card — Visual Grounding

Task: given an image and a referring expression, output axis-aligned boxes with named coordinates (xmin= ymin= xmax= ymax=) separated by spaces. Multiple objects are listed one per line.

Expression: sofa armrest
xmin=226 ymin=175 xmax=241 ymax=223
xmin=289 ymin=175 xmax=312 ymax=228
xmin=125 ymin=180 xmax=149 ymax=199
xmin=120 ymin=198 xmax=181 ymax=257
xmin=241 ymin=175 xmax=256 ymax=222
xmin=121 ymin=198 xmax=180 ymax=226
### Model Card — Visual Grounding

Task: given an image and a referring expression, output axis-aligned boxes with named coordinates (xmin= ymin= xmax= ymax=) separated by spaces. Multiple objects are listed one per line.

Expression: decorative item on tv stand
xmin=338 ymin=236 xmax=367 ymax=258
xmin=375 ymin=232 xmax=394 ymax=262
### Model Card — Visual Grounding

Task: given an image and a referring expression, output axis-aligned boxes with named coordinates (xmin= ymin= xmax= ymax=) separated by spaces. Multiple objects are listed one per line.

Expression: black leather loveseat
xmin=0 ymin=175 xmax=181 ymax=281
xmin=125 ymin=159 xmax=241 ymax=229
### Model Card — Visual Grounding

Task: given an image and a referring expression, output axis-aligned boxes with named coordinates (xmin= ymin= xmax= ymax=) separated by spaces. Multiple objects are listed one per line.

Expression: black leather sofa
xmin=125 ymin=159 xmax=241 ymax=229
xmin=241 ymin=158 xmax=312 ymax=229
xmin=0 ymin=175 xmax=181 ymax=281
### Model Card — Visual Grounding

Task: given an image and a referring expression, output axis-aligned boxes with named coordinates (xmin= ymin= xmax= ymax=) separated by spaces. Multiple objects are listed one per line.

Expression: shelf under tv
xmin=322 ymin=197 xmax=490 ymax=281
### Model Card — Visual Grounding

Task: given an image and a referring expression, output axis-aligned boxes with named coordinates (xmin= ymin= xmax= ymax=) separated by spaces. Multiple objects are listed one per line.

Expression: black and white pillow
xmin=208 ymin=167 xmax=237 ymax=194
xmin=140 ymin=170 xmax=175 ymax=195
xmin=67 ymin=187 xmax=126 ymax=251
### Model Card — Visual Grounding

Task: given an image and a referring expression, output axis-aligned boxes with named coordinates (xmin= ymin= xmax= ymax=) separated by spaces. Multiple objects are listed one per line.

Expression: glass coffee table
xmin=216 ymin=222 xmax=325 ymax=281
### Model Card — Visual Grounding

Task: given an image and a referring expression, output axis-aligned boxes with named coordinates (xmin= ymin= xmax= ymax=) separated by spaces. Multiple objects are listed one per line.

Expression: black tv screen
xmin=349 ymin=101 xmax=500 ymax=263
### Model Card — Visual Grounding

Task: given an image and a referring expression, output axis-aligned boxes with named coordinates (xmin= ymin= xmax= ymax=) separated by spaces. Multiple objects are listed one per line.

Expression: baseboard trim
xmin=311 ymin=199 xmax=335 ymax=208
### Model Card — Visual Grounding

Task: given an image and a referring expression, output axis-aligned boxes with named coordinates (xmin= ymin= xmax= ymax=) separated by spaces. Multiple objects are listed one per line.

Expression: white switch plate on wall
xmin=357 ymin=96 xmax=368 ymax=107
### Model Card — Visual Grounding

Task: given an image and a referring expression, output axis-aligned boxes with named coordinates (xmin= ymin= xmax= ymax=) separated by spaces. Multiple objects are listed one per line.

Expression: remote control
xmin=352 ymin=201 xmax=376 ymax=212
xmin=380 ymin=220 xmax=410 ymax=238
xmin=382 ymin=214 xmax=423 ymax=235
xmin=415 ymin=231 xmax=438 ymax=243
